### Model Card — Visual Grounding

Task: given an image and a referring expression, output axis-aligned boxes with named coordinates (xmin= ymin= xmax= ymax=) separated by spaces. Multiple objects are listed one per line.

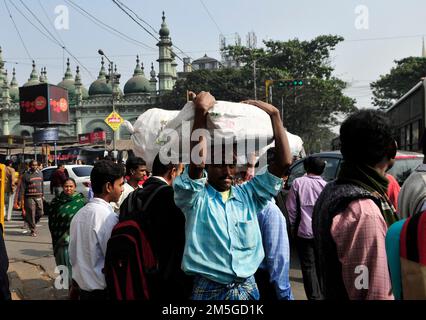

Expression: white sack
xmin=125 ymin=101 xmax=304 ymax=170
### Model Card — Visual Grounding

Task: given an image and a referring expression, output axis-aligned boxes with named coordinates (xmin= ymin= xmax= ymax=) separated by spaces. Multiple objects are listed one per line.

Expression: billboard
xmin=90 ymin=131 xmax=106 ymax=143
xmin=78 ymin=133 xmax=91 ymax=144
xmin=78 ymin=131 xmax=106 ymax=144
xmin=33 ymin=128 xmax=59 ymax=144
xmin=19 ymin=84 xmax=69 ymax=126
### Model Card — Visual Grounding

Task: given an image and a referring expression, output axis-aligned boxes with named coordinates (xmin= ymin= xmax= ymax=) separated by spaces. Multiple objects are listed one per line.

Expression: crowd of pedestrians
xmin=1 ymin=92 xmax=426 ymax=301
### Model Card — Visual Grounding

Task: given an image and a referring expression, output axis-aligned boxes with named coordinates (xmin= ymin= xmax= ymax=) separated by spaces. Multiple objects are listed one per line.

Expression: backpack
xmin=104 ymin=185 xmax=168 ymax=300
xmin=399 ymin=209 xmax=426 ymax=299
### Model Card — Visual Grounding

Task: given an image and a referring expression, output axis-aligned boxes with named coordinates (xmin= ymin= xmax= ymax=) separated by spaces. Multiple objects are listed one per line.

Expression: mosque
xmin=0 ymin=12 xmax=221 ymax=146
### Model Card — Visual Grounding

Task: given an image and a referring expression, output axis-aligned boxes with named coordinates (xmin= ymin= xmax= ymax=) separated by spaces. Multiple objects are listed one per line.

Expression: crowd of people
xmin=1 ymin=91 xmax=426 ymax=301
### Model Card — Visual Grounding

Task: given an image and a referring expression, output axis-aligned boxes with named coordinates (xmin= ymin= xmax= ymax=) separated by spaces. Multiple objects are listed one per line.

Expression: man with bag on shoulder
xmin=173 ymin=91 xmax=292 ymax=300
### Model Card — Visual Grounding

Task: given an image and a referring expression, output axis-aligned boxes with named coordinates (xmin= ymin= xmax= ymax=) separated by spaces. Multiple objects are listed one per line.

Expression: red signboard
xmin=78 ymin=131 xmax=106 ymax=144
xmin=78 ymin=133 xmax=91 ymax=144
xmin=90 ymin=131 xmax=106 ymax=143
xmin=19 ymin=84 xmax=70 ymax=126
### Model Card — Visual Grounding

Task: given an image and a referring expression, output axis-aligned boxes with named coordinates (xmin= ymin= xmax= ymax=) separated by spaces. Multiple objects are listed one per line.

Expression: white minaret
xmin=157 ymin=12 xmax=174 ymax=94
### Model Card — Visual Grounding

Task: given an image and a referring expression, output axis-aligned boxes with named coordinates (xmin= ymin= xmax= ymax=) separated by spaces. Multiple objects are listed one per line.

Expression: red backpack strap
xmin=400 ymin=210 xmax=426 ymax=263
xmin=400 ymin=217 xmax=410 ymax=260
xmin=406 ymin=211 xmax=424 ymax=263
xmin=417 ymin=211 xmax=426 ymax=265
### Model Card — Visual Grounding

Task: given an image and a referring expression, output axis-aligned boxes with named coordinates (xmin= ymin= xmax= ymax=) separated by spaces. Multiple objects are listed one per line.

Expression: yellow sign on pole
xmin=104 ymin=111 xmax=124 ymax=131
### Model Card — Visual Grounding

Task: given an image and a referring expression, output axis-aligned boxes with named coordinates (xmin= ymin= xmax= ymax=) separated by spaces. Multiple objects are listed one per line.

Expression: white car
xmin=42 ymin=165 xmax=93 ymax=202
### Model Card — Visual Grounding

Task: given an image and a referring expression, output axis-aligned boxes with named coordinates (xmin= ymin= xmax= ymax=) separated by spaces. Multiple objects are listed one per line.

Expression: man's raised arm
xmin=243 ymin=100 xmax=292 ymax=178
xmin=188 ymin=91 xmax=216 ymax=180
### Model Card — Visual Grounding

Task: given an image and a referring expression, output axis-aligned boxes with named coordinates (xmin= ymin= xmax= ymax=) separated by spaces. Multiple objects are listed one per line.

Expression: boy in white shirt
xmin=69 ymin=160 xmax=124 ymax=300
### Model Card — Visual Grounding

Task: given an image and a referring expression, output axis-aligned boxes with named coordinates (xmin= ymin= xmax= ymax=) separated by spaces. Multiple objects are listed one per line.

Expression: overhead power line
xmin=111 ymin=0 xmax=250 ymax=100
xmin=199 ymin=0 xmax=223 ymax=35
xmin=38 ymin=0 xmax=66 ymax=73
xmin=64 ymin=0 xmax=156 ymax=51
xmin=113 ymin=0 xmax=158 ymax=35
xmin=8 ymin=0 xmax=59 ymax=45
xmin=3 ymin=0 xmax=33 ymax=61
xmin=38 ymin=0 xmax=65 ymax=47
xmin=111 ymin=0 xmax=190 ymax=61
xmin=10 ymin=0 xmax=94 ymax=79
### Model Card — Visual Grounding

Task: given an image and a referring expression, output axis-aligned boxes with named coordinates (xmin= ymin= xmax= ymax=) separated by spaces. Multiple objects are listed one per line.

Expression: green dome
xmin=23 ymin=61 xmax=40 ymax=87
xmin=124 ymin=76 xmax=150 ymax=94
xmin=58 ymin=79 xmax=88 ymax=99
xmin=124 ymin=55 xmax=150 ymax=94
xmin=58 ymin=78 xmax=75 ymax=94
xmin=58 ymin=59 xmax=89 ymax=99
xmin=159 ymin=12 xmax=170 ymax=37
xmin=89 ymin=79 xmax=112 ymax=96
xmin=89 ymin=57 xmax=112 ymax=96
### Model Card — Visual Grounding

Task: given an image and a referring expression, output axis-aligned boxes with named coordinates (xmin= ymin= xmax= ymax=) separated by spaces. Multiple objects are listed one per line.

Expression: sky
xmin=1 ymin=0 xmax=426 ymax=112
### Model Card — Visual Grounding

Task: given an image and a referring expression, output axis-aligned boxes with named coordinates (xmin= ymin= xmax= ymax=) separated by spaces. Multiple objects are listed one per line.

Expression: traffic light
xmin=275 ymin=79 xmax=304 ymax=87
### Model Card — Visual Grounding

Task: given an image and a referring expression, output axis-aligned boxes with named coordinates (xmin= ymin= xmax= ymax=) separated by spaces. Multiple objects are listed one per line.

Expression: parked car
xmin=285 ymin=150 xmax=424 ymax=190
xmin=42 ymin=165 xmax=93 ymax=203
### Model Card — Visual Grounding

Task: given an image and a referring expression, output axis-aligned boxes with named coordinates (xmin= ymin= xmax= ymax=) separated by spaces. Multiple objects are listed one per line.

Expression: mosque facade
xmin=0 ymin=13 xmax=183 ymax=143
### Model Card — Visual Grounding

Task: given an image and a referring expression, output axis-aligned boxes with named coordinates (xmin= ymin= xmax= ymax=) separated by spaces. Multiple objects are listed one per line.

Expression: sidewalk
xmin=4 ymin=211 xmax=68 ymax=300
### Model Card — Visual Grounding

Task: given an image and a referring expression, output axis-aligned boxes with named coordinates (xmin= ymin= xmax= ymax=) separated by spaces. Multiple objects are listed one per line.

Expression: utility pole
xmin=253 ymin=60 xmax=257 ymax=100
xmin=110 ymin=61 xmax=116 ymax=155
xmin=98 ymin=49 xmax=117 ymax=158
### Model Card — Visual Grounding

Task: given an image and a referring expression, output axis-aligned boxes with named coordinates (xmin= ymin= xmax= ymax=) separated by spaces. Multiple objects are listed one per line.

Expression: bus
xmin=386 ymin=79 xmax=426 ymax=152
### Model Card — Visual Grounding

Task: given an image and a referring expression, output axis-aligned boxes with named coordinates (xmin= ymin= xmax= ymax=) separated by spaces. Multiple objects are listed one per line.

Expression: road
xmin=4 ymin=209 xmax=307 ymax=300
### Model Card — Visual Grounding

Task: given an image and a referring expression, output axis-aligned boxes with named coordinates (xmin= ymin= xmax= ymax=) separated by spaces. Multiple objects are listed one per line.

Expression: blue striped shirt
xmin=173 ymin=165 xmax=283 ymax=284
xmin=257 ymin=201 xmax=293 ymax=300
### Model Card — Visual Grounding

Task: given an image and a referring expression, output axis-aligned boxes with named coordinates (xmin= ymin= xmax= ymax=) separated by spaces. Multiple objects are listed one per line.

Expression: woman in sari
xmin=48 ymin=178 xmax=86 ymax=281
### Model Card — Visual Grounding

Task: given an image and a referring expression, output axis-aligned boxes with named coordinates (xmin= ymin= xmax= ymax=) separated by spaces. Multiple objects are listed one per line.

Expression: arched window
xmin=21 ymin=130 xmax=31 ymax=137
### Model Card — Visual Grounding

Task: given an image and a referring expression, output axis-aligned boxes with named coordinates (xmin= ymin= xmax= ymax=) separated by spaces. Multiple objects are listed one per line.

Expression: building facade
xmin=0 ymin=13 xmax=177 ymax=143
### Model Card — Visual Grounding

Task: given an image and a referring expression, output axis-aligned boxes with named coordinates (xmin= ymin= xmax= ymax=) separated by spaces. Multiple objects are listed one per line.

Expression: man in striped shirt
xmin=21 ymin=160 xmax=44 ymax=237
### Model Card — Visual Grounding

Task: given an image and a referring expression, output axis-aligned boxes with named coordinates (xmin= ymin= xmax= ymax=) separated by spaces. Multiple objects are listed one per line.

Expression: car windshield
xmin=388 ymin=158 xmax=423 ymax=185
xmin=72 ymin=166 xmax=93 ymax=177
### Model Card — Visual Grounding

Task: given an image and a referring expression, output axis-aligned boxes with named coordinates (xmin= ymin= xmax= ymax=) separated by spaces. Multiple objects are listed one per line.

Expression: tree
xmin=371 ymin=57 xmax=426 ymax=108
xmin=161 ymin=35 xmax=356 ymax=153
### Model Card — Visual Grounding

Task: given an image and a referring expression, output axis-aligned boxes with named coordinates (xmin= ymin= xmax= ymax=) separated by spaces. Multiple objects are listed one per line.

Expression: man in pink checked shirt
xmin=312 ymin=110 xmax=397 ymax=300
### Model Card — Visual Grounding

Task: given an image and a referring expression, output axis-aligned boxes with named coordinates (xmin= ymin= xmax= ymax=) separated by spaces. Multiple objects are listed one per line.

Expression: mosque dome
xmin=23 ymin=61 xmax=40 ymax=87
xmin=124 ymin=55 xmax=150 ymax=94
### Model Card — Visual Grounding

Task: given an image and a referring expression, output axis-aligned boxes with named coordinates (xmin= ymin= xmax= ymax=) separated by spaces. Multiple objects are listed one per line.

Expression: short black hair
xmin=152 ymin=153 xmax=179 ymax=177
xmin=304 ymin=156 xmax=326 ymax=175
xmin=340 ymin=110 xmax=394 ymax=166
xmin=125 ymin=157 xmax=146 ymax=176
xmin=90 ymin=160 xmax=125 ymax=194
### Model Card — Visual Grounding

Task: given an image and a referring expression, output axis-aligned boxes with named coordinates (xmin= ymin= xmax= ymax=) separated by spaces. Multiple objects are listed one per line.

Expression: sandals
xmin=30 ymin=232 xmax=37 ymax=237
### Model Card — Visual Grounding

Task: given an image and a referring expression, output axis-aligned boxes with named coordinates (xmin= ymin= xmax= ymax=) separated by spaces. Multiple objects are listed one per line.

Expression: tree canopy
xmin=160 ymin=35 xmax=356 ymax=153
xmin=371 ymin=57 xmax=426 ymax=108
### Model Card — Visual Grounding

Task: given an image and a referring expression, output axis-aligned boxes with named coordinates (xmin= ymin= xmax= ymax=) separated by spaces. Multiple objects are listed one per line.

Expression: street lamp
xmin=98 ymin=49 xmax=118 ymax=158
